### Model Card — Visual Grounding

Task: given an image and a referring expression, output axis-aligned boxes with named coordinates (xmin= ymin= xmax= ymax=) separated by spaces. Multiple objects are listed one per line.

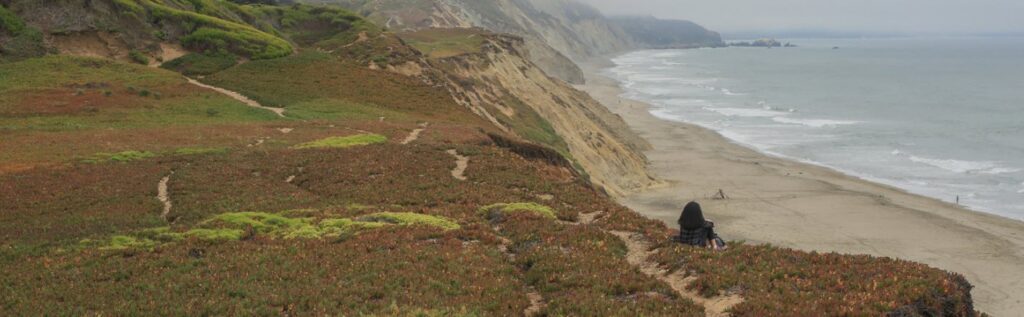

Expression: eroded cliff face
xmin=420 ymin=34 xmax=656 ymax=196
xmin=314 ymin=0 xmax=633 ymax=84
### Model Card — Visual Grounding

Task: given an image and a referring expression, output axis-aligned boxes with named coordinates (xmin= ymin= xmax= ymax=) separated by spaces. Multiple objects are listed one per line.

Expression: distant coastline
xmin=577 ymin=53 xmax=1024 ymax=316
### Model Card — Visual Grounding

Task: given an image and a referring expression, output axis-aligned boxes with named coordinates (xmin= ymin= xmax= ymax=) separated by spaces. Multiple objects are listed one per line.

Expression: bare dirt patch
xmin=446 ymin=149 xmax=468 ymax=181
xmin=400 ymin=122 xmax=429 ymax=145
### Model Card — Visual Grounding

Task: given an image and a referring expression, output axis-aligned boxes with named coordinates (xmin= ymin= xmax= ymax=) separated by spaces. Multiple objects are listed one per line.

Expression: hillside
xmin=611 ymin=15 xmax=725 ymax=49
xmin=307 ymin=0 xmax=634 ymax=84
xmin=0 ymin=1 xmax=981 ymax=315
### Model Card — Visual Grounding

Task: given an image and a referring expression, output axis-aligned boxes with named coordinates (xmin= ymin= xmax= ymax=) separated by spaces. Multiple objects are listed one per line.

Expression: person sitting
xmin=677 ymin=201 xmax=727 ymax=250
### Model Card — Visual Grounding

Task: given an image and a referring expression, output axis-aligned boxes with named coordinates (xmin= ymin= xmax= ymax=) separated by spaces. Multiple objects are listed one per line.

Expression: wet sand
xmin=578 ymin=58 xmax=1024 ymax=316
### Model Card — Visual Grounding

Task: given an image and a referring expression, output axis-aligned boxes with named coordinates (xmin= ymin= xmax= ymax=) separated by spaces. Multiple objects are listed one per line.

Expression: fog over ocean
xmin=608 ymin=37 xmax=1024 ymax=220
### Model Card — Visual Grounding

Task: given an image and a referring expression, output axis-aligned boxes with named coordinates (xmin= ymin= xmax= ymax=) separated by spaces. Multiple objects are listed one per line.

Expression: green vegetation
xmin=0 ymin=5 xmax=25 ymax=35
xmin=174 ymin=147 xmax=229 ymax=156
xmin=480 ymin=202 xmax=557 ymax=220
xmin=293 ymin=134 xmax=387 ymax=149
xmin=400 ymin=28 xmax=487 ymax=59
xmin=128 ymin=50 xmax=149 ymax=65
xmin=85 ymin=211 xmax=461 ymax=251
xmin=160 ymin=52 xmax=237 ymax=75
xmin=81 ymin=151 xmax=158 ymax=163
xmin=0 ymin=1 xmax=978 ymax=315
xmin=140 ymin=0 xmax=293 ymax=59
xmin=0 ymin=6 xmax=46 ymax=62
xmin=357 ymin=212 xmax=461 ymax=231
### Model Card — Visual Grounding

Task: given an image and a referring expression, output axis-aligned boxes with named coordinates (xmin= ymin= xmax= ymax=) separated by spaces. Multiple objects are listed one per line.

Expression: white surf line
xmin=185 ymin=77 xmax=286 ymax=117
xmin=157 ymin=172 xmax=174 ymax=222
xmin=446 ymin=149 xmax=469 ymax=181
xmin=610 ymin=231 xmax=743 ymax=317
xmin=401 ymin=122 xmax=429 ymax=145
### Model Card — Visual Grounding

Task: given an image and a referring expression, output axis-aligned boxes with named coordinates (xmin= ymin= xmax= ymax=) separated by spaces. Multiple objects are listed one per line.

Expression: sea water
xmin=607 ymin=37 xmax=1024 ymax=221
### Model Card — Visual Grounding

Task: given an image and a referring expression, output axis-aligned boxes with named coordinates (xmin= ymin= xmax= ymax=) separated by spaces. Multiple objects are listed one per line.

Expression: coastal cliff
xmin=412 ymin=31 xmax=657 ymax=195
xmin=0 ymin=0 xmax=983 ymax=315
xmin=310 ymin=0 xmax=634 ymax=84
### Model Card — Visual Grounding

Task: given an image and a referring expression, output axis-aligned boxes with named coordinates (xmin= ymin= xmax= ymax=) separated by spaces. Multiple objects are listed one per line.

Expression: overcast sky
xmin=576 ymin=0 xmax=1024 ymax=35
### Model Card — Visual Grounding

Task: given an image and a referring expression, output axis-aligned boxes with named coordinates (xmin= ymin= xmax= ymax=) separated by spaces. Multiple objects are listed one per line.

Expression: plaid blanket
xmin=677 ymin=227 xmax=712 ymax=247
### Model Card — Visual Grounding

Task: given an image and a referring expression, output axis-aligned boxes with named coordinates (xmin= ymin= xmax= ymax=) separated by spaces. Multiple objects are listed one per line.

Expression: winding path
xmin=157 ymin=172 xmax=173 ymax=222
xmin=446 ymin=149 xmax=468 ymax=181
xmin=610 ymin=231 xmax=743 ymax=317
xmin=401 ymin=122 xmax=429 ymax=145
xmin=185 ymin=78 xmax=286 ymax=117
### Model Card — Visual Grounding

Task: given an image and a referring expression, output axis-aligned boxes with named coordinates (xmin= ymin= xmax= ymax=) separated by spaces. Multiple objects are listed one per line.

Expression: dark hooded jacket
xmin=677 ymin=202 xmax=716 ymax=247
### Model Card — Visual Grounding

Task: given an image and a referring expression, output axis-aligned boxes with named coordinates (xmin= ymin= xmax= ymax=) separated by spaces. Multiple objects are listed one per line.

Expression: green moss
xmin=184 ymin=228 xmax=246 ymax=241
xmin=357 ymin=212 xmax=461 ymax=231
xmin=174 ymin=147 xmax=229 ymax=156
xmin=87 ymin=211 xmax=457 ymax=252
xmin=100 ymin=235 xmax=157 ymax=250
xmin=82 ymin=151 xmax=158 ymax=163
xmin=480 ymin=203 xmax=557 ymax=220
xmin=202 ymin=212 xmax=310 ymax=234
xmin=293 ymin=134 xmax=387 ymax=149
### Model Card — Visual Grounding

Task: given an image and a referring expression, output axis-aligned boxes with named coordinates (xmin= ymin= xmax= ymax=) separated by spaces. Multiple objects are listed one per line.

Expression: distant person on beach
xmin=677 ymin=201 xmax=727 ymax=250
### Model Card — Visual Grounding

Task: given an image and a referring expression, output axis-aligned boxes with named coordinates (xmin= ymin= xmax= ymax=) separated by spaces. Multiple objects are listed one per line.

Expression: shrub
xmin=0 ymin=5 xmax=26 ymax=35
xmin=480 ymin=202 xmax=557 ymax=221
xmin=128 ymin=50 xmax=149 ymax=65
xmin=293 ymin=134 xmax=387 ymax=149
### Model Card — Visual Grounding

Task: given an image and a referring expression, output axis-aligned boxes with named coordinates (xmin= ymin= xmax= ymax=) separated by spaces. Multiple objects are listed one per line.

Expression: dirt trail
xmin=610 ymin=231 xmax=743 ymax=317
xmin=401 ymin=123 xmax=429 ymax=145
xmin=495 ymin=232 xmax=547 ymax=316
xmin=446 ymin=149 xmax=468 ymax=181
xmin=524 ymin=292 xmax=546 ymax=317
xmin=157 ymin=172 xmax=173 ymax=222
xmin=185 ymin=78 xmax=286 ymax=117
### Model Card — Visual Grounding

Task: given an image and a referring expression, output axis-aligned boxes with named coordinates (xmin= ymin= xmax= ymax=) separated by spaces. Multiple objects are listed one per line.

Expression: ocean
xmin=607 ymin=37 xmax=1024 ymax=221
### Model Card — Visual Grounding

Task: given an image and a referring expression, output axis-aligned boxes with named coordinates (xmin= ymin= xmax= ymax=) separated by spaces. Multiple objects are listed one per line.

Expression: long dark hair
xmin=678 ymin=201 xmax=706 ymax=230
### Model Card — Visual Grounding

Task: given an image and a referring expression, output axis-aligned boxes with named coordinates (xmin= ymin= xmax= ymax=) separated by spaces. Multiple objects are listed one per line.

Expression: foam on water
xmin=609 ymin=38 xmax=1024 ymax=220
xmin=705 ymin=107 xmax=785 ymax=117
xmin=772 ymin=117 xmax=860 ymax=128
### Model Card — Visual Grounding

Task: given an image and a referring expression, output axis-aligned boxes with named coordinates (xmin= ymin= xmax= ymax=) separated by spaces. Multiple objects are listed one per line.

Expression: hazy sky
xmin=577 ymin=0 xmax=1024 ymax=35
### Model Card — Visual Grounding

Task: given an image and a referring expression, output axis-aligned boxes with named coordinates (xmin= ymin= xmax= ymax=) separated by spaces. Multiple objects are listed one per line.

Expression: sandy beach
xmin=578 ymin=58 xmax=1024 ymax=316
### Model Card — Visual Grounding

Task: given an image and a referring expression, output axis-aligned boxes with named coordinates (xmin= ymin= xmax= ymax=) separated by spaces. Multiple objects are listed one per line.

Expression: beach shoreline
xmin=577 ymin=56 xmax=1024 ymax=315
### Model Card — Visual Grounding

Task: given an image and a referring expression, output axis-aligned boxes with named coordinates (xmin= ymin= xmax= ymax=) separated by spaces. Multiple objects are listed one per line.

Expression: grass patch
xmin=98 ymin=235 xmax=158 ymax=250
xmin=399 ymin=28 xmax=487 ymax=59
xmin=128 ymin=50 xmax=149 ymax=65
xmin=141 ymin=0 xmax=293 ymax=59
xmin=160 ymin=52 xmax=237 ymax=75
xmin=81 ymin=151 xmax=157 ymax=163
xmin=356 ymin=212 xmax=461 ymax=231
xmin=174 ymin=147 xmax=229 ymax=156
xmin=293 ymin=134 xmax=387 ymax=149
xmin=480 ymin=202 xmax=557 ymax=220
xmin=202 ymin=212 xmax=310 ymax=234
xmin=87 ymin=211 xmax=460 ymax=251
